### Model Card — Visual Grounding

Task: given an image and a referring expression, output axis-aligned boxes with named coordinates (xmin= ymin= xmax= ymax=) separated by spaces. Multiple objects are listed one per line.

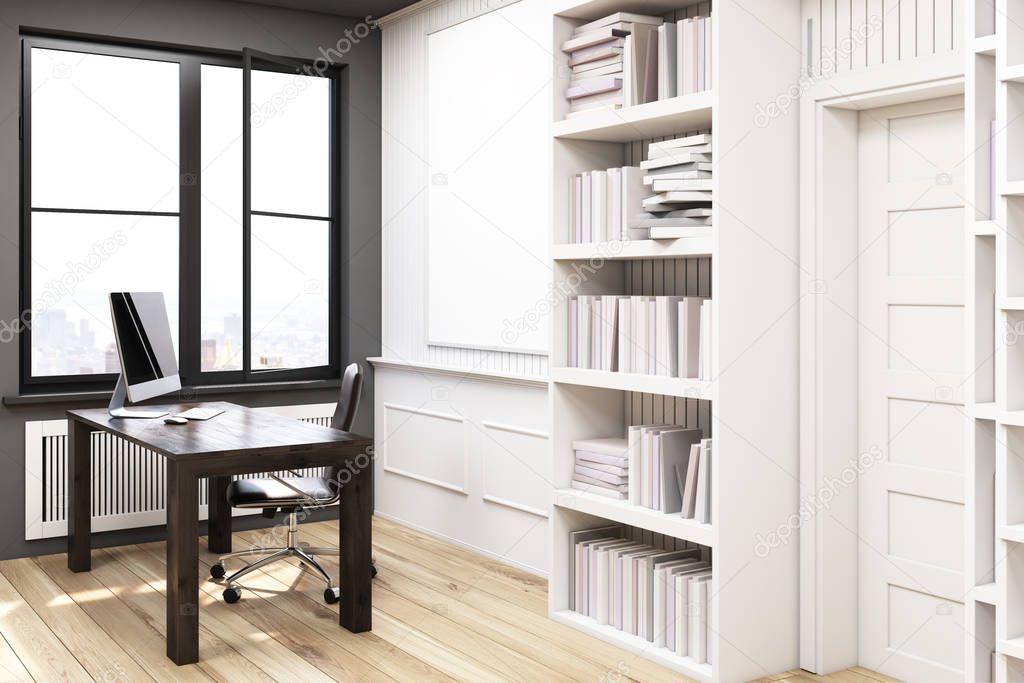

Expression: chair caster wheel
xmin=223 ymin=587 xmax=242 ymax=604
xmin=210 ymin=563 xmax=225 ymax=579
xmin=324 ymin=587 xmax=341 ymax=604
xmin=370 ymin=563 xmax=378 ymax=578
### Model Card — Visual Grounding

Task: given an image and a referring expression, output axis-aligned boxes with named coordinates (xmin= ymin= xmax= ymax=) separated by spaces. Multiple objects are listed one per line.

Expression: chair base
xmin=211 ymin=511 xmax=375 ymax=604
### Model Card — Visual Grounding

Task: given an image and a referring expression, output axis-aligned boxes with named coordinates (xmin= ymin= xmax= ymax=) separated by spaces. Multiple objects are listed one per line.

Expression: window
xmin=20 ymin=35 xmax=342 ymax=391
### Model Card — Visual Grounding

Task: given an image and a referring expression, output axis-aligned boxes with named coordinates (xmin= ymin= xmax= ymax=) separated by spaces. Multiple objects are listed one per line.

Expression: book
xmin=662 ymin=562 xmax=710 ymax=649
xmin=695 ymin=438 xmax=712 ymax=523
xmin=681 ymin=443 xmax=701 ymax=517
xmin=570 ymin=526 xmax=619 ymax=610
xmin=617 ymin=299 xmax=633 ymax=373
xmin=570 ymin=90 xmax=623 ymax=113
xmin=658 ymin=429 xmax=703 ymax=513
xmin=575 ymin=464 xmax=628 ymax=485
xmin=577 ymin=460 xmax=628 ymax=476
xmin=576 ymin=452 xmax=629 ymax=470
xmin=591 ymin=170 xmax=608 ymax=243
xmin=571 ymin=479 xmax=626 ymax=499
xmin=620 ymin=166 xmax=649 ymax=239
xmin=699 ymin=299 xmax=712 ymax=379
xmin=571 ymin=55 xmax=624 ymax=75
xmin=575 ymin=13 xmax=663 ymax=35
xmin=643 ymin=191 xmax=713 ymax=212
xmin=594 ymin=539 xmax=635 ymax=624
xmin=643 ymin=163 xmax=714 ymax=182
xmin=650 ymin=178 xmax=714 ymax=192
xmin=568 ymin=298 xmax=578 ymax=367
xmin=689 ymin=577 xmax=710 ymax=663
xmin=638 ymin=549 xmax=701 ymax=640
xmin=655 ymin=296 xmax=684 ymax=376
xmin=566 ymin=75 xmax=623 ymax=99
xmin=648 ymin=134 xmax=712 ymax=158
xmin=562 ymin=27 xmax=630 ymax=53
xmin=641 ymin=153 xmax=713 ymax=170
xmin=678 ymin=297 xmax=703 ymax=378
xmin=657 ymin=22 xmax=677 ymax=100
xmin=649 ymin=226 xmax=712 ymax=240
xmin=569 ymin=39 xmax=626 ymax=67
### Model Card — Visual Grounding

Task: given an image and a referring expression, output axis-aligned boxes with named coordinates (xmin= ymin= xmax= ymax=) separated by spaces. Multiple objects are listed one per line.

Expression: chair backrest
xmin=330 ymin=362 xmax=363 ymax=432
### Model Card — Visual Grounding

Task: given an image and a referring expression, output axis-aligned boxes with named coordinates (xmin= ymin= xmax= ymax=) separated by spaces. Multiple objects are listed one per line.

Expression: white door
xmin=858 ymin=96 xmax=968 ymax=681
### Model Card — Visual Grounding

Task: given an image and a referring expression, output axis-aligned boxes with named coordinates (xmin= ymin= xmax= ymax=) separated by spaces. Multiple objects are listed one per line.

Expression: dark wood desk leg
xmin=166 ymin=461 xmax=199 ymax=665
xmin=339 ymin=451 xmax=372 ymax=632
xmin=207 ymin=476 xmax=232 ymax=554
xmin=67 ymin=418 xmax=92 ymax=572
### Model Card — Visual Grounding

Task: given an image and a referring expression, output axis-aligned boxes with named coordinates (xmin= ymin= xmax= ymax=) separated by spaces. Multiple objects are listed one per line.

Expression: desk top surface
xmin=67 ymin=401 xmax=371 ymax=460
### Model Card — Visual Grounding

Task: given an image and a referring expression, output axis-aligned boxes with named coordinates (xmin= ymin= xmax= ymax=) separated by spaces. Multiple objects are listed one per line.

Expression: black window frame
xmin=18 ymin=30 xmax=345 ymax=394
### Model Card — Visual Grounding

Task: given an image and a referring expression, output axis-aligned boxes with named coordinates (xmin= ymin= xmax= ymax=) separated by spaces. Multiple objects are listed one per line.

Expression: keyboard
xmin=174 ymin=407 xmax=225 ymax=421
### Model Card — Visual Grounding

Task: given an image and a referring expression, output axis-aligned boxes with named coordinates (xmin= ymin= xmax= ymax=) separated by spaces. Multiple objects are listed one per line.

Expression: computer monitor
xmin=108 ymin=292 xmax=181 ymax=418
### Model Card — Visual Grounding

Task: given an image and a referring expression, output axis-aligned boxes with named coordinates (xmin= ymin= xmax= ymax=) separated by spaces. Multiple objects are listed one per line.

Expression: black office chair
xmin=210 ymin=362 xmax=376 ymax=605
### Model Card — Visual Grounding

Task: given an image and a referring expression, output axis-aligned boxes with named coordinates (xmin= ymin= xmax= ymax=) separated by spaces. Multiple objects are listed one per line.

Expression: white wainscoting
xmin=24 ymin=403 xmax=336 ymax=540
xmin=372 ymin=362 xmax=550 ymax=575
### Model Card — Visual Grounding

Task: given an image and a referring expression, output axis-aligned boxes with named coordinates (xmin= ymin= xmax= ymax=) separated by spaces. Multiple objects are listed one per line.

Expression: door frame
xmin=798 ymin=53 xmax=964 ymax=674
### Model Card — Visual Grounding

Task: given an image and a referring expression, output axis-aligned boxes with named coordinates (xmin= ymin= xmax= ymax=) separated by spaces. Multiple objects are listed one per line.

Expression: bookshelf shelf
xmin=975 ymin=220 xmax=998 ymax=236
xmin=971 ymin=401 xmax=998 ymax=420
xmin=975 ymin=34 xmax=997 ymax=55
xmin=1002 ymin=180 xmax=1024 ymax=196
xmin=998 ymin=524 xmax=1024 ymax=544
xmin=1003 ymin=63 xmax=1024 ymax=84
xmin=551 ymin=367 xmax=712 ymax=398
xmin=554 ymin=487 xmax=715 ymax=546
xmin=974 ymin=581 xmax=997 ymax=605
xmin=553 ymin=92 xmax=713 ymax=142
xmin=549 ymin=611 xmax=714 ymax=682
xmin=551 ymin=236 xmax=713 ymax=260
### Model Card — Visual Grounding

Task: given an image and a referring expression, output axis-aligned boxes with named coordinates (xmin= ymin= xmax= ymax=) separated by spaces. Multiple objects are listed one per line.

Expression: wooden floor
xmin=0 ymin=515 xmax=897 ymax=682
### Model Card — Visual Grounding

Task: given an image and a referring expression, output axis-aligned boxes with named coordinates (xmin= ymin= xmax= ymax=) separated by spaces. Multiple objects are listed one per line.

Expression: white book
xmin=601 ymin=295 xmax=626 ymax=370
xmin=591 ymin=170 xmax=608 ymax=243
xmin=699 ymin=299 xmax=712 ymax=379
xmin=642 ymin=162 xmax=714 ymax=181
xmin=577 ymin=295 xmax=592 ymax=369
xmin=570 ymin=90 xmax=624 ymax=113
xmin=657 ymin=22 xmax=677 ymax=100
xmin=607 ymin=167 xmax=622 ymax=243
xmin=575 ymin=464 xmax=627 ymax=485
xmin=621 ymin=34 xmax=634 ymax=106
xmin=595 ymin=539 xmax=634 ymax=624
xmin=674 ymin=570 xmax=712 ymax=655
xmin=589 ymin=538 xmax=628 ymax=617
xmin=639 ymin=550 xmax=701 ymax=640
xmin=568 ymin=39 xmax=626 ymax=67
xmin=610 ymin=543 xmax=646 ymax=629
xmin=629 ymin=213 xmax=712 ymax=229
xmin=705 ymin=15 xmax=713 ymax=91
xmin=640 ymin=428 xmax=654 ymax=507
xmin=648 ymin=133 xmax=712 ymax=157
xmin=573 ymin=175 xmax=583 ymax=243
xmin=679 ymin=18 xmax=694 ymax=95
xmin=571 ymin=58 xmax=624 ymax=77
xmin=647 ymin=298 xmax=657 ymax=374
xmin=640 ymin=25 xmax=660 ymax=105
xmin=576 ymin=450 xmax=629 ymax=468
xmin=581 ymin=173 xmax=592 ymax=242
xmin=571 ymin=479 xmax=627 ymax=499
xmin=573 ymin=437 xmax=628 ymax=456
xmin=641 ymin=153 xmax=712 ymax=170
xmin=578 ymin=536 xmax=617 ymax=615
xmin=570 ymin=526 xmax=619 ymax=611
xmin=575 ymin=13 xmax=663 ymax=35
xmin=620 ymin=547 xmax=661 ymax=634
xmin=577 ymin=460 xmax=628 ymax=476
xmin=620 ymin=167 xmax=649 ymax=239
xmin=626 ymin=424 xmax=652 ymax=505
xmin=695 ymin=438 xmax=712 ymax=523
xmin=562 ymin=26 xmax=630 ymax=53
xmin=643 ymin=191 xmax=713 ymax=212
xmin=592 ymin=298 xmax=602 ymax=368
xmin=650 ymin=226 xmax=712 ymax=240
xmin=678 ymin=298 xmax=703 ymax=378
xmin=686 ymin=17 xmax=700 ymax=95
xmin=681 ymin=443 xmax=701 ymax=518
xmin=568 ymin=297 xmax=578 ymax=367
xmin=566 ymin=76 xmax=623 ymax=99
xmin=696 ymin=16 xmax=706 ymax=92
xmin=651 ymin=178 xmax=714 ymax=193
xmin=655 ymin=296 xmax=684 ymax=376
xmin=617 ymin=299 xmax=632 ymax=373
xmin=689 ymin=577 xmax=710 ymax=663
xmin=659 ymin=428 xmax=703 ymax=513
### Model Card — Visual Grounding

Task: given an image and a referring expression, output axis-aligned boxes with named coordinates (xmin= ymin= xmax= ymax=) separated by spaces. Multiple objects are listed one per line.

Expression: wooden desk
xmin=65 ymin=401 xmax=374 ymax=665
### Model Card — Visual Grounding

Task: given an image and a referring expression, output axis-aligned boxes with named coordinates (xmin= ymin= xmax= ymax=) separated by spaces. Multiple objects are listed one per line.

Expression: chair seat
xmin=226 ymin=477 xmax=337 ymax=507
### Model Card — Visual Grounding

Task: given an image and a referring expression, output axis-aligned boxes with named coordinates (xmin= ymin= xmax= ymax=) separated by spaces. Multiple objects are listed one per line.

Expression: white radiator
xmin=24 ymin=403 xmax=337 ymax=540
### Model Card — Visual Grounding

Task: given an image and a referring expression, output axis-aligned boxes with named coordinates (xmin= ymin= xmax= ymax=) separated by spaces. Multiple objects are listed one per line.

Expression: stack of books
xmin=627 ymin=426 xmax=711 ymax=522
xmin=562 ymin=13 xmax=663 ymax=118
xmin=570 ymin=438 xmax=629 ymax=500
xmin=563 ymin=12 xmax=713 ymax=120
xmin=641 ymin=134 xmax=713 ymax=240
xmin=570 ymin=526 xmax=713 ymax=663
xmin=566 ymin=134 xmax=713 ymax=244
xmin=566 ymin=295 xmax=712 ymax=380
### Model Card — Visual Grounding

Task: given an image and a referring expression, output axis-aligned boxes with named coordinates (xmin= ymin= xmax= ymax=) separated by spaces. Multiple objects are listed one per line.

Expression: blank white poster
xmin=426 ymin=0 xmax=550 ymax=355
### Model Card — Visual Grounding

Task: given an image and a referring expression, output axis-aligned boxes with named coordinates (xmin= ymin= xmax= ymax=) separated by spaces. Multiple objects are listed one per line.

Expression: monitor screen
xmin=109 ymin=292 xmax=179 ymax=400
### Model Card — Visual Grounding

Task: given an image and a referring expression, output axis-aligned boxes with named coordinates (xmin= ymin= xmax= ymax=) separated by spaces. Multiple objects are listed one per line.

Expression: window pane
xmin=251 ymin=70 xmax=330 ymax=217
xmin=200 ymin=65 xmax=243 ymax=372
xmin=30 ymin=212 xmax=179 ymax=377
xmin=31 ymin=48 xmax=179 ymax=212
xmin=251 ymin=215 xmax=329 ymax=370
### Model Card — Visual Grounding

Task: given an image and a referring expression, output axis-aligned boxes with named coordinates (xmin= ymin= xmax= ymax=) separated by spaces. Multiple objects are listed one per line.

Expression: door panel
xmin=859 ymin=96 xmax=968 ymax=682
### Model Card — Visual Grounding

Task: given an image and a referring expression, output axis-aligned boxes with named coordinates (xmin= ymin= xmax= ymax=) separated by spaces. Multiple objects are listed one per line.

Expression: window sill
xmin=2 ymin=378 xmax=342 ymax=407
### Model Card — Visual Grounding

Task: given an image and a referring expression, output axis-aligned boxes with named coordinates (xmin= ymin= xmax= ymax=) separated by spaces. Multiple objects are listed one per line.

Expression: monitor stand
xmin=108 ymin=375 xmax=169 ymax=419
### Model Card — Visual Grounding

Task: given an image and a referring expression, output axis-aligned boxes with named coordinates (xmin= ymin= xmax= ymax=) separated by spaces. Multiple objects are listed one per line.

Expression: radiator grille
xmin=26 ymin=407 xmax=336 ymax=539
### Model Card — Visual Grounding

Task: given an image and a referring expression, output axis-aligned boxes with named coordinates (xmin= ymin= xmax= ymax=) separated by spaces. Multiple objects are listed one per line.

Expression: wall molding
xmin=381 ymin=401 xmax=469 ymax=495
xmin=369 ymin=357 xmax=547 ymax=387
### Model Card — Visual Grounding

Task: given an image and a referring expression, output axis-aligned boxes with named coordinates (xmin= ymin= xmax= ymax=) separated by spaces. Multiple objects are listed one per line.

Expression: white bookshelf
xmin=547 ymin=1 xmax=801 ymax=681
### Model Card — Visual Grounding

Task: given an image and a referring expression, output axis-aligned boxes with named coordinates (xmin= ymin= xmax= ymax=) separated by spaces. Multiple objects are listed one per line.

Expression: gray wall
xmin=0 ymin=0 xmax=382 ymax=558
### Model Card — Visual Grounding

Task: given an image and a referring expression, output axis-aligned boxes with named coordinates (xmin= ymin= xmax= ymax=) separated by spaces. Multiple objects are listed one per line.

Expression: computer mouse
xmin=163 ymin=416 xmax=188 ymax=425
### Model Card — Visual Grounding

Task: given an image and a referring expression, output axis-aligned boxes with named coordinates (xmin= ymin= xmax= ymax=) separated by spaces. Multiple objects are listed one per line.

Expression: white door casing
xmin=858 ymin=96 xmax=968 ymax=682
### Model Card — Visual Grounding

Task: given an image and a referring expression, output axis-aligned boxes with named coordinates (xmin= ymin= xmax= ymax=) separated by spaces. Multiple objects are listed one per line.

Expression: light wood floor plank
xmin=86 ymin=548 xmax=276 ymax=683
xmin=0 ymin=630 xmax=33 ymax=682
xmin=103 ymin=544 xmax=336 ymax=683
xmin=0 ymin=557 xmax=154 ymax=682
xmin=34 ymin=553 xmax=212 ymax=683
xmin=0 ymin=570 xmax=92 ymax=682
